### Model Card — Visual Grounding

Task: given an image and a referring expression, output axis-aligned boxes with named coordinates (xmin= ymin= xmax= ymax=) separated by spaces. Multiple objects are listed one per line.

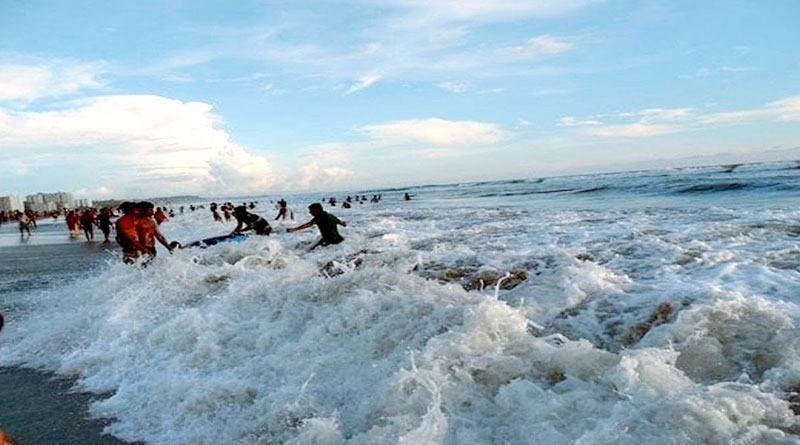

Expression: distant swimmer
xmin=97 ymin=207 xmax=113 ymax=244
xmin=232 ymin=206 xmax=272 ymax=235
xmin=115 ymin=202 xmax=149 ymax=263
xmin=135 ymin=202 xmax=174 ymax=257
xmin=275 ymin=199 xmax=294 ymax=220
xmin=287 ymin=202 xmax=346 ymax=250
xmin=404 ymin=192 xmax=411 ymax=201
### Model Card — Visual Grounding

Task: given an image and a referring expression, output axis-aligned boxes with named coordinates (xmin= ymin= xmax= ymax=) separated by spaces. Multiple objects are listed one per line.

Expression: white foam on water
xmin=3 ymin=199 xmax=800 ymax=444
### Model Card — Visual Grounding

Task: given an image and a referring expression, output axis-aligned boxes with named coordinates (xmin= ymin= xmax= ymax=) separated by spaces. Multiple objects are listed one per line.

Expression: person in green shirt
xmin=287 ymin=203 xmax=346 ymax=249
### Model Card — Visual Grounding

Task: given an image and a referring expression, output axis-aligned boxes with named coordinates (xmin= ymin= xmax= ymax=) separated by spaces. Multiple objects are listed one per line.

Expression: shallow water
xmin=2 ymin=161 xmax=800 ymax=444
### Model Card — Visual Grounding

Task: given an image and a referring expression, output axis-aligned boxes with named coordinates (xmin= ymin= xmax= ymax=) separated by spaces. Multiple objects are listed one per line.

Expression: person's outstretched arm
xmin=231 ymin=220 xmax=244 ymax=234
xmin=287 ymin=220 xmax=314 ymax=233
xmin=154 ymin=228 xmax=173 ymax=252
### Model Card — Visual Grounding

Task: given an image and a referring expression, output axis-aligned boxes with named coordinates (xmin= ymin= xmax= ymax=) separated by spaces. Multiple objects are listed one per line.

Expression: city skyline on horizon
xmin=2 ymin=0 xmax=799 ymax=198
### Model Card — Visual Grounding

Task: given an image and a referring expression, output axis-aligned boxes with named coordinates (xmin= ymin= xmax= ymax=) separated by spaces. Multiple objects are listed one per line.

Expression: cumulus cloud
xmin=74 ymin=186 xmax=114 ymax=199
xmin=0 ymin=59 xmax=107 ymax=101
xmin=361 ymin=118 xmax=504 ymax=146
xmin=295 ymin=161 xmax=352 ymax=189
xmin=323 ymin=167 xmax=352 ymax=178
xmin=0 ymin=94 xmax=275 ymax=196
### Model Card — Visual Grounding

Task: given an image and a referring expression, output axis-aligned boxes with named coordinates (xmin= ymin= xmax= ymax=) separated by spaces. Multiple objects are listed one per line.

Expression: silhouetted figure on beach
xmin=97 ymin=207 xmax=113 ymax=244
xmin=80 ymin=208 xmax=96 ymax=241
xmin=287 ymin=203 xmax=346 ymax=250
xmin=232 ymin=206 xmax=272 ymax=235
xmin=17 ymin=212 xmax=32 ymax=237
xmin=66 ymin=210 xmax=80 ymax=238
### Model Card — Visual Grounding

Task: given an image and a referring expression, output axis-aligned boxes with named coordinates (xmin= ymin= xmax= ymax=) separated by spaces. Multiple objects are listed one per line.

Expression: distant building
xmin=75 ymin=198 xmax=93 ymax=208
xmin=0 ymin=195 xmax=24 ymax=212
xmin=24 ymin=192 xmax=75 ymax=211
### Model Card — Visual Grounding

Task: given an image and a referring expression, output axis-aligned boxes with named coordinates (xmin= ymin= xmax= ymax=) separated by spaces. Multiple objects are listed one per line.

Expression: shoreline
xmin=0 ymin=237 xmax=132 ymax=444
xmin=0 ymin=366 xmax=137 ymax=445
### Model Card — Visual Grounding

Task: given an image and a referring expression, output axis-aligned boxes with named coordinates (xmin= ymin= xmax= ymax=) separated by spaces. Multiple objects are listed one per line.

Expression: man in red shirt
xmin=115 ymin=202 xmax=149 ymax=263
xmin=136 ymin=202 xmax=173 ymax=257
xmin=154 ymin=207 xmax=168 ymax=225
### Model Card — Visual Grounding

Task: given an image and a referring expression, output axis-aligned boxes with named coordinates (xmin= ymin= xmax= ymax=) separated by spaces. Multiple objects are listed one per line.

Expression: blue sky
xmin=1 ymin=0 xmax=799 ymax=198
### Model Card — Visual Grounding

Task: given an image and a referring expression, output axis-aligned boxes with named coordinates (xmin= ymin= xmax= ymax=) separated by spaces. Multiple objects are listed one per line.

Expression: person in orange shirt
xmin=115 ymin=202 xmax=149 ymax=263
xmin=154 ymin=207 xmax=168 ymax=225
xmin=136 ymin=202 xmax=173 ymax=257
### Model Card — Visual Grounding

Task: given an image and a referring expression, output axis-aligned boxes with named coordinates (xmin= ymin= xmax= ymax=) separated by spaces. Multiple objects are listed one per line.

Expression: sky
xmin=1 ymin=0 xmax=799 ymax=199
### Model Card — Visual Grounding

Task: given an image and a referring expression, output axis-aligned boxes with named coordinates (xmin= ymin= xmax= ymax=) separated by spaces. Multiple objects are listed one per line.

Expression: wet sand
xmin=0 ymin=223 xmax=133 ymax=444
xmin=0 ymin=367 xmax=136 ymax=445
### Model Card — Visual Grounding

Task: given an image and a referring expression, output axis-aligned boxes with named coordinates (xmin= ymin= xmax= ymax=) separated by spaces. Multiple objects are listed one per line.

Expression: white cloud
xmin=295 ymin=161 xmax=352 ymax=189
xmin=587 ymin=123 xmax=676 ymax=137
xmin=74 ymin=186 xmax=114 ymax=199
xmin=478 ymin=88 xmax=506 ymax=95
xmin=385 ymin=0 xmax=602 ymax=22
xmin=494 ymin=35 xmax=575 ymax=60
xmin=0 ymin=59 xmax=107 ymax=101
xmin=438 ymin=81 xmax=468 ymax=93
xmin=323 ymin=167 xmax=352 ymax=178
xmin=680 ymin=66 xmax=758 ymax=79
xmin=618 ymin=107 xmax=692 ymax=121
xmin=344 ymin=75 xmax=381 ymax=95
xmin=0 ymin=95 xmax=275 ymax=196
xmin=702 ymin=96 xmax=800 ymax=124
xmin=558 ymin=116 xmax=602 ymax=126
xmin=361 ymin=118 xmax=505 ymax=146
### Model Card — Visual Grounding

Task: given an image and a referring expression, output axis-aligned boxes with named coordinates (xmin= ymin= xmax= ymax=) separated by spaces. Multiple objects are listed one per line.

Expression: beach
xmin=1 ymin=162 xmax=800 ymax=444
xmin=0 ymin=225 xmax=132 ymax=444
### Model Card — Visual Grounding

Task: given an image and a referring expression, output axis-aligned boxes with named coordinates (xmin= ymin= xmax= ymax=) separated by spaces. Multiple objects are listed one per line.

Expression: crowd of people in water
xmin=0 ymin=193 xmax=410 ymax=441
xmin=0 ymin=192 xmax=409 ymax=261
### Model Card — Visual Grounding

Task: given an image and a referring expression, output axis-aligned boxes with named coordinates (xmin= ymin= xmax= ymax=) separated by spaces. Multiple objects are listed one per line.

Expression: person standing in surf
xmin=287 ymin=203 xmax=346 ymax=249
xmin=116 ymin=202 xmax=149 ymax=263
xmin=275 ymin=199 xmax=293 ymax=220
xmin=17 ymin=211 xmax=32 ymax=237
xmin=135 ymin=202 xmax=174 ymax=257
xmin=97 ymin=207 xmax=113 ymax=244
xmin=80 ymin=208 xmax=96 ymax=241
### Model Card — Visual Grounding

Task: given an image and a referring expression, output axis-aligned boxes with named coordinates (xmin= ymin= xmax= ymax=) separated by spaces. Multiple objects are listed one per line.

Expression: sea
xmin=2 ymin=160 xmax=800 ymax=444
